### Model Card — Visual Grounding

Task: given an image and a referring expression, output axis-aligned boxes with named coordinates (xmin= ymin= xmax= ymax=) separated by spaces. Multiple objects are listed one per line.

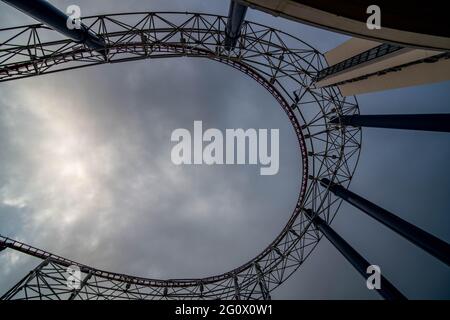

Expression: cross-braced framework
xmin=0 ymin=12 xmax=361 ymax=300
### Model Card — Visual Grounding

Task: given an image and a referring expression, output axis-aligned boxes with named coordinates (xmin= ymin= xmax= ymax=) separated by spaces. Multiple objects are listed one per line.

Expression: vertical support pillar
xmin=199 ymin=282 xmax=204 ymax=299
xmin=321 ymin=178 xmax=450 ymax=266
xmin=224 ymin=0 xmax=248 ymax=50
xmin=233 ymin=275 xmax=241 ymax=300
xmin=304 ymin=209 xmax=406 ymax=300
xmin=254 ymin=262 xmax=271 ymax=300
xmin=330 ymin=114 xmax=450 ymax=132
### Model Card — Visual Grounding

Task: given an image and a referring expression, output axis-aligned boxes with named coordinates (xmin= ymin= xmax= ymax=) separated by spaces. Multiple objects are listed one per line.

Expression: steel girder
xmin=0 ymin=12 xmax=361 ymax=300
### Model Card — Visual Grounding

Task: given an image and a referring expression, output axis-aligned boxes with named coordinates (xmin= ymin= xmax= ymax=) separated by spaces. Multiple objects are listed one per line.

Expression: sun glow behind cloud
xmin=0 ymin=84 xmax=116 ymax=228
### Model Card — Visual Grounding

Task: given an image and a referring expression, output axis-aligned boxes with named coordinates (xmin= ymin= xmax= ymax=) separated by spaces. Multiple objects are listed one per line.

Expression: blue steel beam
xmin=320 ymin=178 xmax=450 ymax=266
xmin=224 ymin=0 xmax=248 ymax=50
xmin=304 ymin=209 xmax=407 ymax=300
xmin=2 ymin=0 xmax=106 ymax=53
xmin=330 ymin=114 xmax=450 ymax=133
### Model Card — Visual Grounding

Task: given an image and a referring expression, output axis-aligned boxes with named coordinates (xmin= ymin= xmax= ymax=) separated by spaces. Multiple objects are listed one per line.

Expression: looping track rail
xmin=0 ymin=12 xmax=361 ymax=300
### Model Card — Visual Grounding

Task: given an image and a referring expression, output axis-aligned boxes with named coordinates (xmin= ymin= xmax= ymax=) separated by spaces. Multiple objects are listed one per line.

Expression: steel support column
xmin=1 ymin=0 xmax=106 ymax=53
xmin=224 ymin=0 xmax=248 ymax=50
xmin=233 ymin=275 xmax=241 ymax=300
xmin=330 ymin=114 xmax=450 ymax=132
xmin=304 ymin=210 xmax=406 ymax=300
xmin=321 ymin=178 xmax=450 ymax=266
xmin=254 ymin=263 xmax=271 ymax=300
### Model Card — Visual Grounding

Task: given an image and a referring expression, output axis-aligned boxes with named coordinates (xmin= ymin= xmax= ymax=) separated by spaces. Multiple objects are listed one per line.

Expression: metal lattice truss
xmin=0 ymin=12 xmax=361 ymax=300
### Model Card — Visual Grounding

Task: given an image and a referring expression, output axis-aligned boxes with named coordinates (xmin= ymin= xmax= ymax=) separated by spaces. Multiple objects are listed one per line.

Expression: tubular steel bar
xmin=321 ymin=178 xmax=450 ymax=266
xmin=224 ymin=0 xmax=248 ymax=50
xmin=1 ymin=0 xmax=106 ymax=52
xmin=304 ymin=209 xmax=407 ymax=301
xmin=330 ymin=114 xmax=450 ymax=133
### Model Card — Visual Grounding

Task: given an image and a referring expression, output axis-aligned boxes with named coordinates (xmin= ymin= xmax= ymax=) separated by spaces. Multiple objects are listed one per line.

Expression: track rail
xmin=0 ymin=12 xmax=361 ymax=299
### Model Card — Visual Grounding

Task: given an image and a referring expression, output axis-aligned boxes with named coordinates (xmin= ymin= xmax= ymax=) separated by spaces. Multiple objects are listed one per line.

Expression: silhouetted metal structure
xmin=1 ymin=0 xmax=106 ymax=53
xmin=0 ymin=11 xmax=361 ymax=299
xmin=0 ymin=2 xmax=448 ymax=301
xmin=330 ymin=114 xmax=450 ymax=132
xmin=304 ymin=210 xmax=406 ymax=300
xmin=320 ymin=179 xmax=450 ymax=266
xmin=224 ymin=0 xmax=248 ymax=50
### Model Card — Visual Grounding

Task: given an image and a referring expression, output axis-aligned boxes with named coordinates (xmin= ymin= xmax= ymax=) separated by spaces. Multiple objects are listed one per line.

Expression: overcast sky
xmin=0 ymin=0 xmax=449 ymax=299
